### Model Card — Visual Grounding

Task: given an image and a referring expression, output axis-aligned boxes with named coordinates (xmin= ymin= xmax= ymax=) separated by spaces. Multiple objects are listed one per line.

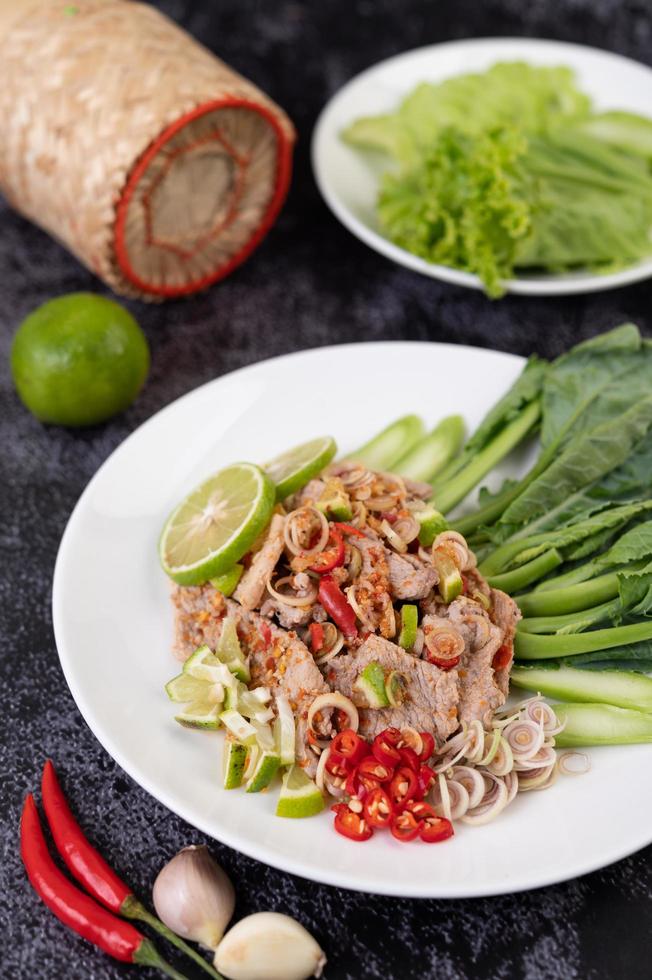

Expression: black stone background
xmin=2 ymin=1 xmax=652 ymax=977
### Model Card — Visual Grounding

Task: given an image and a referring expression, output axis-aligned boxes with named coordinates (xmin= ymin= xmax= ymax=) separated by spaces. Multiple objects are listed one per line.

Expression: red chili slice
xmin=318 ymin=576 xmax=358 ymax=639
xmin=333 ymin=522 xmax=366 ymax=538
xmin=417 ymin=764 xmax=436 ymax=798
xmin=390 ymin=809 xmax=420 ymax=842
xmin=259 ymin=621 xmax=272 ymax=650
xmin=309 ymin=622 xmax=324 ymax=653
xmin=333 ymin=805 xmax=373 ymax=842
xmin=372 ymin=732 xmax=401 ymax=769
xmin=362 ymin=787 xmax=394 ymax=830
xmin=420 ymin=815 xmax=455 ymax=844
xmin=403 ymin=799 xmax=436 ymax=820
xmin=493 ymin=643 xmax=513 ymax=671
xmin=426 ymin=653 xmax=460 ymax=671
xmin=418 ymin=733 xmax=435 ymax=763
xmin=330 ymin=730 xmax=369 ymax=769
xmin=309 ymin=527 xmax=345 ymax=574
xmin=398 ymin=746 xmax=420 ymax=773
xmin=325 ymin=754 xmax=348 ymax=778
xmin=389 ymin=766 xmax=420 ymax=807
xmin=357 ymin=757 xmax=393 ymax=784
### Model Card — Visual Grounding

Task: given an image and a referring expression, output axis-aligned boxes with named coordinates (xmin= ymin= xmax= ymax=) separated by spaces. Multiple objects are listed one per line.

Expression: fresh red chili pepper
xmin=425 ymin=653 xmax=460 ymax=671
xmin=308 ymin=622 xmax=324 ymax=653
xmin=333 ymin=522 xmax=366 ymax=538
xmin=357 ymin=756 xmax=394 ymax=784
xmin=20 ymin=795 xmax=188 ymax=977
xmin=390 ymin=809 xmax=420 ymax=842
xmin=419 ymin=814 xmax=455 ymax=844
xmin=333 ymin=804 xmax=373 ymax=841
xmin=362 ymin=787 xmax=394 ymax=830
xmin=372 ymin=731 xmax=402 ymax=769
xmin=389 ymin=766 xmax=420 ymax=807
xmin=330 ymin=729 xmax=369 ymax=769
xmin=344 ymin=767 xmax=364 ymax=799
xmin=417 ymin=764 xmax=436 ymax=798
xmin=493 ymin=643 xmax=513 ymax=671
xmin=418 ymin=732 xmax=435 ymax=762
xmin=309 ymin=527 xmax=345 ymax=573
xmin=398 ymin=746 xmax=420 ymax=773
xmin=40 ymin=761 xmax=219 ymax=980
xmin=41 ymin=761 xmax=130 ymax=913
xmin=318 ymin=575 xmax=358 ymax=639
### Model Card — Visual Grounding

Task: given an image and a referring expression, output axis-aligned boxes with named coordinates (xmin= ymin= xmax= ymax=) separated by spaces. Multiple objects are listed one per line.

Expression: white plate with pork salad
xmin=53 ymin=332 xmax=652 ymax=898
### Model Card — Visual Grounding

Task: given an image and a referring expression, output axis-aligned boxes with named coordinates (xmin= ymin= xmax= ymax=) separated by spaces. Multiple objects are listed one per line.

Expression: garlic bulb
xmin=153 ymin=845 xmax=235 ymax=949
xmin=214 ymin=912 xmax=326 ymax=980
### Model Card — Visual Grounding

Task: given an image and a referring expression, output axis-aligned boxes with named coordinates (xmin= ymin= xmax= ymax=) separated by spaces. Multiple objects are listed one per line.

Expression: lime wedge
xmin=276 ymin=766 xmax=325 ymax=818
xmin=223 ymin=739 xmax=249 ymax=789
xmin=183 ymin=645 xmax=236 ymax=687
xmin=264 ymin=437 xmax=337 ymax=500
xmin=216 ymin=617 xmax=250 ymax=683
xmin=245 ymin=750 xmax=281 ymax=792
xmin=175 ymin=701 xmax=221 ymax=730
xmin=354 ymin=661 xmax=389 ymax=708
xmin=220 ymin=709 xmax=258 ymax=744
xmin=159 ymin=463 xmax=275 ymax=585
xmin=210 ymin=563 xmax=244 ymax=597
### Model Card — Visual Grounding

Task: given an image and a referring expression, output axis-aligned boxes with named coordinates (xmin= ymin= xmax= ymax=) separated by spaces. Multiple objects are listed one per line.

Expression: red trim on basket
xmin=113 ymin=97 xmax=293 ymax=298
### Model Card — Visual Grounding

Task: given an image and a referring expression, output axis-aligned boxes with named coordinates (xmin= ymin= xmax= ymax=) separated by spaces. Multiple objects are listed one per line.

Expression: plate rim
xmin=52 ymin=339 xmax=652 ymax=898
xmin=311 ymin=35 xmax=652 ymax=297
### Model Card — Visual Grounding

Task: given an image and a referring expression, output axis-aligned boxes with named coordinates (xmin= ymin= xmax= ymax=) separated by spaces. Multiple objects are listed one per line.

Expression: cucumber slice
xmin=274 ymin=694 xmax=296 ymax=766
xmin=219 ymin=709 xmax=258 ymax=744
xmin=175 ymin=701 xmax=221 ymax=730
xmin=264 ymin=437 xmax=337 ymax=500
xmin=393 ymin=415 xmax=465 ymax=482
xmin=397 ymin=604 xmax=418 ymax=650
xmin=210 ymin=564 xmax=244 ymax=597
xmin=245 ymin=750 xmax=281 ymax=792
xmin=416 ymin=507 xmax=448 ymax=547
xmin=555 ymin=702 xmax=652 ymax=746
xmin=432 ymin=553 xmax=463 ymax=603
xmin=276 ymin=766 xmax=325 ymax=818
xmin=216 ymin=617 xmax=250 ymax=682
xmin=223 ymin=739 xmax=249 ymax=789
xmin=348 ymin=415 xmax=425 ymax=471
xmin=511 ymin=664 xmax=652 ymax=712
xmin=354 ymin=661 xmax=389 ymax=707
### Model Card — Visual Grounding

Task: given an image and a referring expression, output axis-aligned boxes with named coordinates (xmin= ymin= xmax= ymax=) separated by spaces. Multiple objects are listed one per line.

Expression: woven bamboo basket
xmin=0 ymin=0 xmax=295 ymax=299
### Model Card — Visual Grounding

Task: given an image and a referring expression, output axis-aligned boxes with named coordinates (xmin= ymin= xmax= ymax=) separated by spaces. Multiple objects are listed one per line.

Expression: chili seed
xmin=349 ymin=798 xmax=363 ymax=814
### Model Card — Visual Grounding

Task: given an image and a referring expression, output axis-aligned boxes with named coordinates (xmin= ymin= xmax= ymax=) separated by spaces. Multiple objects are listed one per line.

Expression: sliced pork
xmin=233 ymin=513 xmax=286 ymax=611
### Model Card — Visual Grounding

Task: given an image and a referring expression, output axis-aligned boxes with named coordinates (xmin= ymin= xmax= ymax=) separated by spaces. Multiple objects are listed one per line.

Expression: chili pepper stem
xmin=134 ymin=938 xmax=195 ymax=980
xmin=124 ymin=896 xmax=223 ymax=980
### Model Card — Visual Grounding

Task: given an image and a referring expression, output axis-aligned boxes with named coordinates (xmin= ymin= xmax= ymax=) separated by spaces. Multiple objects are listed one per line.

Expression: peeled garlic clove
xmin=153 ymin=845 xmax=235 ymax=949
xmin=214 ymin=912 xmax=326 ymax=980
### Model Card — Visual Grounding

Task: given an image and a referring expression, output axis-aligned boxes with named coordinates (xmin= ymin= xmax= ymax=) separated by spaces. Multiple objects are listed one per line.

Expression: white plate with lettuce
xmin=52 ymin=336 xmax=652 ymax=899
xmin=312 ymin=38 xmax=652 ymax=297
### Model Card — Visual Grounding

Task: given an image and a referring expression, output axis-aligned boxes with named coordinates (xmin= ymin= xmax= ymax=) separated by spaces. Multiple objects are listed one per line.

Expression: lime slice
xmin=223 ymin=739 xmax=249 ymax=789
xmin=159 ymin=462 xmax=275 ymax=585
xmin=166 ymin=673 xmax=213 ymax=703
xmin=216 ymin=618 xmax=250 ymax=683
xmin=210 ymin=564 xmax=244 ymax=597
xmin=220 ymin=709 xmax=258 ymax=745
xmin=175 ymin=701 xmax=221 ymax=730
xmin=397 ymin=604 xmax=418 ymax=650
xmin=264 ymin=437 xmax=337 ymax=500
xmin=354 ymin=661 xmax=389 ymax=708
xmin=276 ymin=766 xmax=325 ymax=818
xmin=245 ymin=751 xmax=281 ymax=792
xmin=183 ymin=645 xmax=236 ymax=687
xmin=274 ymin=694 xmax=296 ymax=766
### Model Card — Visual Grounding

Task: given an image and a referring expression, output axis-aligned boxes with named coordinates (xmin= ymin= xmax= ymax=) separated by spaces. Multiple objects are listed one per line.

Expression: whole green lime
xmin=11 ymin=293 xmax=150 ymax=427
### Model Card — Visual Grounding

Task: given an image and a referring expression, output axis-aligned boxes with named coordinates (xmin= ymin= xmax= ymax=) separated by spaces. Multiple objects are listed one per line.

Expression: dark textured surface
xmin=2 ymin=1 xmax=652 ymax=977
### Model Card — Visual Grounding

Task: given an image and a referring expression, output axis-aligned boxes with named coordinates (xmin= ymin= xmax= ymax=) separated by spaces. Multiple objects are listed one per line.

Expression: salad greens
xmin=343 ymin=63 xmax=652 ymax=296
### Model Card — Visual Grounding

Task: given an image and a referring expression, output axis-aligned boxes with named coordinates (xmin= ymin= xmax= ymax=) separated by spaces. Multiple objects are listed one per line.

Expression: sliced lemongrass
xmin=284 ymin=507 xmax=329 ymax=557
xmin=380 ymin=519 xmax=408 ymax=553
xmin=486 ymin=737 xmax=514 ymax=777
xmin=477 ymin=728 xmax=502 ymax=767
xmin=558 ymin=751 xmax=591 ymax=776
xmin=450 ymin=766 xmax=486 ymax=810
xmin=307 ymin=693 xmax=358 ymax=734
xmin=266 ymin=575 xmax=317 ymax=608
